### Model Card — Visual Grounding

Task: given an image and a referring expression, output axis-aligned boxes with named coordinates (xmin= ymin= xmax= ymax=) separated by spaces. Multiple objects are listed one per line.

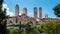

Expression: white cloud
xmin=2 ymin=4 xmax=14 ymax=16
xmin=19 ymin=13 xmax=22 ymax=15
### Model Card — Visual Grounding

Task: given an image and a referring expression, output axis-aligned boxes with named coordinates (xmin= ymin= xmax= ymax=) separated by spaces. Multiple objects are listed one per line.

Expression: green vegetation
xmin=0 ymin=0 xmax=60 ymax=34
xmin=7 ymin=20 xmax=60 ymax=34
xmin=19 ymin=21 xmax=43 ymax=34
xmin=0 ymin=0 xmax=8 ymax=34
xmin=10 ymin=28 xmax=18 ymax=34
xmin=44 ymin=20 xmax=60 ymax=34
xmin=7 ymin=21 xmax=43 ymax=34
xmin=53 ymin=4 xmax=60 ymax=17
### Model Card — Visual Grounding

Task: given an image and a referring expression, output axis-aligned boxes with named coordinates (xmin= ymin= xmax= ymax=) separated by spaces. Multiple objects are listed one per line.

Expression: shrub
xmin=44 ymin=20 xmax=60 ymax=34
xmin=10 ymin=28 xmax=18 ymax=34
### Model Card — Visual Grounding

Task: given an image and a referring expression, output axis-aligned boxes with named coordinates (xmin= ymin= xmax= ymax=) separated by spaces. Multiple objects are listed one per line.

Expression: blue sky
xmin=3 ymin=0 xmax=60 ymax=18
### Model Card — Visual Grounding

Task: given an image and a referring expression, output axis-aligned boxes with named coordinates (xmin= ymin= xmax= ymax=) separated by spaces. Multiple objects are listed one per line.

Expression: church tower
xmin=15 ymin=4 xmax=19 ymax=16
xmin=34 ymin=7 xmax=38 ymax=19
xmin=39 ymin=7 xmax=42 ymax=19
xmin=22 ymin=8 xmax=27 ymax=16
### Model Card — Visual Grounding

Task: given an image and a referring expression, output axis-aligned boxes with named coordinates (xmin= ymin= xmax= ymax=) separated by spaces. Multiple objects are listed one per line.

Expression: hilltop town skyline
xmin=3 ymin=0 xmax=60 ymax=18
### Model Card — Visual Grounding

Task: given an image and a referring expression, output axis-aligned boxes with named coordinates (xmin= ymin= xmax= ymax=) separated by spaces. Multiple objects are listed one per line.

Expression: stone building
xmin=7 ymin=4 xmax=59 ymax=23
xmin=34 ymin=7 xmax=38 ymax=20
xmin=45 ymin=14 xmax=48 ymax=18
xmin=22 ymin=8 xmax=27 ymax=16
xmin=39 ymin=7 xmax=42 ymax=19
xmin=6 ymin=4 xmax=60 ymax=29
xmin=15 ymin=4 xmax=19 ymax=16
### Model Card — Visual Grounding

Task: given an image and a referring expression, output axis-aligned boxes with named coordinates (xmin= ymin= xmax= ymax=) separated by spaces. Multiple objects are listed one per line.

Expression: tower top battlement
xmin=16 ymin=4 xmax=19 ymax=7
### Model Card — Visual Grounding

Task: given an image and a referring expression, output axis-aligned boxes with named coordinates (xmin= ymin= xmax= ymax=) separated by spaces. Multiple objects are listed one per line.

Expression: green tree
xmin=53 ymin=4 xmax=60 ymax=17
xmin=25 ymin=21 xmax=40 ymax=34
xmin=0 ymin=0 xmax=3 ymax=5
xmin=0 ymin=0 xmax=8 ymax=34
xmin=0 ymin=0 xmax=8 ymax=22
xmin=25 ymin=21 xmax=36 ymax=34
xmin=19 ymin=21 xmax=43 ymax=34
xmin=7 ymin=29 xmax=10 ymax=34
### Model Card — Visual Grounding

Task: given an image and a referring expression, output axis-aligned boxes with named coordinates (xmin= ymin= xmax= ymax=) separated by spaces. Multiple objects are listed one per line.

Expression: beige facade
xmin=34 ymin=7 xmax=38 ymax=20
xmin=15 ymin=4 xmax=19 ymax=16
xmin=7 ymin=4 xmax=59 ymax=23
xmin=22 ymin=8 xmax=27 ymax=16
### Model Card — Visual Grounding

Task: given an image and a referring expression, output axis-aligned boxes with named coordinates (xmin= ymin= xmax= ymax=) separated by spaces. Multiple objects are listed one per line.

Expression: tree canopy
xmin=53 ymin=4 xmax=60 ymax=17
xmin=0 ymin=0 xmax=7 ymax=34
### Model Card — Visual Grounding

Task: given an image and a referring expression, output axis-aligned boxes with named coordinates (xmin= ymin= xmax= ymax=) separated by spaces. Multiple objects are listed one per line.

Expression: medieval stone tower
xmin=15 ymin=4 xmax=19 ymax=16
xmin=34 ymin=7 xmax=38 ymax=19
xmin=39 ymin=7 xmax=42 ymax=19
xmin=15 ymin=4 xmax=19 ymax=23
xmin=23 ymin=8 xmax=27 ymax=16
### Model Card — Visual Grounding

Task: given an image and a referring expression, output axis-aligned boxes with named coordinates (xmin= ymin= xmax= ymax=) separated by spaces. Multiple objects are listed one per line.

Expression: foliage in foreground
xmin=44 ymin=20 xmax=60 ymax=34
xmin=7 ymin=20 xmax=60 ymax=34
xmin=7 ymin=21 xmax=43 ymax=34
xmin=0 ymin=0 xmax=8 ymax=34
xmin=53 ymin=4 xmax=60 ymax=17
xmin=19 ymin=21 xmax=43 ymax=34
